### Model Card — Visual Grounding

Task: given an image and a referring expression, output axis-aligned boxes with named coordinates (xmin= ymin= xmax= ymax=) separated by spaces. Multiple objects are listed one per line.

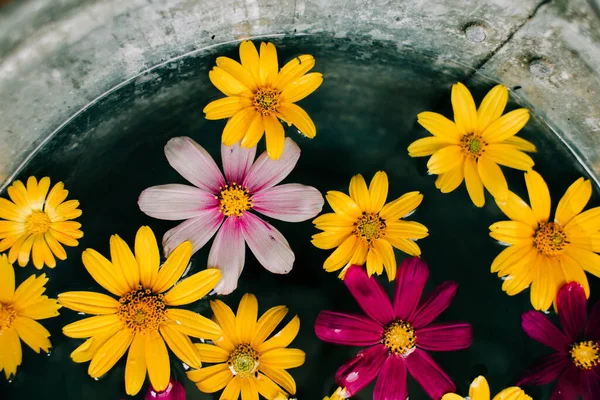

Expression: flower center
xmin=353 ymin=212 xmax=386 ymax=244
xmin=253 ymin=87 xmax=281 ymax=116
xmin=460 ymin=133 xmax=487 ymax=158
xmin=25 ymin=211 xmax=51 ymax=234
xmin=570 ymin=340 xmax=600 ymax=370
xmin=228 ymin=344 xmax=259 ymax=377
xmin=533 ymin=222 xmax=568 ymax=256
xmin=118 ymin=286 xmax=166 ymax=333
xmin=0 ymin=303 xmax=17 ymax=331
xmin=216 ymin=183 xmax=252 ymax=217
xmin=382 ymin=319 xmax=416 ymax=356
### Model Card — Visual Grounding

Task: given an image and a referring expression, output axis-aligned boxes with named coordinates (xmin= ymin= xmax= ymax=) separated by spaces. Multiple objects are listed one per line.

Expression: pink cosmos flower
xmin=315 ymin=258 xmax=472 ymax=400
xmin=519 ymin=282 xmax=600 ymax=399
xmin=145 ymin=378 xmax=186 ymax=400
xmin=138 ymin=136 xmax=324 ymax=294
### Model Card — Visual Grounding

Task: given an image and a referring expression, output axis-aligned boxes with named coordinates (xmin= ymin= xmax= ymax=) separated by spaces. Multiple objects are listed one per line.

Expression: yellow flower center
xmin=382 ymin=319 xmax=416 ymax=356
xmin=570 ymin=340 xmax=600 ymax=370
xmin=118 ymin=286 xmax=166 ymax=333
xmin=533 ymin=222 xmax=568 ymax=256
xmin=353 ymin=212 xmax=386 ymax=245
xmin=253 ymin=87 xmax=281 ymax=116
xmin=460 ymin=133 xmax=487 ymax=158
xmin=25 ymin=211 xmax=51 ymax=234
xmin=216 ymin=183 xmax=252 ymax=217
xmin=229 ymin=344 xmax=259 ymax=377
xmin=0 ymin=303 xmax=17 ymax=331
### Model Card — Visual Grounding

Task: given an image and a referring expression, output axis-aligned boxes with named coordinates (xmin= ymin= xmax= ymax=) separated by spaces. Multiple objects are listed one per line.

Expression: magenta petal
xmin=221 ymin=142 xmax=256 ymax=184
xmin=550 ymin=367 xmax=581 ymax=400
xmin=582 ymin=369 xmax=600 ymax=400
xmin=518 ymin=352 xmax=571 ymax=386
xmin=145 ymin=378 xmax=186 ymax=400
xmin=335 ymin=344 xmax=388 ymax=396
xmin=207 ymin=217 xmax=245 ymax=295
xmin=410 ymin=281 xmax=458 ymax=329
xmin=556 ymin=282 xmax=588 ymax=341
xmin=344 ymin=265 xmax=394 ymax=326
xmin=164 ymin=137 xmax=225 ymax=192
xmin=138 ymin=184 xmax=218 ymax=221
xmin=404 ymin=348 xmax=455 ymax=400
xmin=374 ymin=355 xmax=408 ymax=400
xmin=243 ymin=137 xmax=300 ymax=193
xmin=522 ymin=310 xmax=571 ymax=351
xmin=162 ymin=210 xmax=224 ymax=255
xmin=415 ymin=322 xmax=472 ymax=352
xmin=393 ymin=257 xmax=429 ymax=321
xmin=252 ymin=183 xmax=324 ymax=222
xmin=315 ymin=311 xmax=383 ymax=346
xmin=586 ymin=301 xmax=600 ymax=340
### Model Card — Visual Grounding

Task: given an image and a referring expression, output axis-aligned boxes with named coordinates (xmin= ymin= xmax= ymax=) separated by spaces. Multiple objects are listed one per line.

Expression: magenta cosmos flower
xmin=138 ymin=136 xmax=323 ymax=294
xmin=145 ymin=378 xmax=186 ymax=400
xmin=519 ymin=282 xmax=600 ymax=399
xmin=315 ymin=258 xmax=472 ymax=400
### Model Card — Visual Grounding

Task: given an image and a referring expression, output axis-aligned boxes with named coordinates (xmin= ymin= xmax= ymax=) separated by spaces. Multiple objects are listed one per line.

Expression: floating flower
xmin=138 ymin=136 xmax=323 ymax=294
xmin=408 ymin=83 xmax=534 ymax=207
xmin=204 ymin=40 xmax=323 ymax=160
xmin=311 ymin=171 xmax=427 ymax=280
xmin=187 ymin=293 xmax=304 ymax=400
xmin=441 ymin=376 xmax=531 ymax=400
xmin=58 ymin=226 xmax=222 ymax=396
xmin=0 ymin=254 xmax=60 ymax=378
xmin=145 ymin=378 xmax=186 ymax=399
xmin=489 ymin=170 xmax=600 ymax=311
xmin=323 ymin=387 xmax=348 ymax=400
xmin=518 ymin=282 xmax=600 ymax=398
xmin=315 ymin=258 xmax=472 ymax=399
xmin=0 ymin=176 xmax=83 ymax=269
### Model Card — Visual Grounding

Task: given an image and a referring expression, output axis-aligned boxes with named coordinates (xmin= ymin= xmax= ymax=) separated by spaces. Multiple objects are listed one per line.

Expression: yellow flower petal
xmin=220 ymin=376 xmax=242 ymax=400
xmin=256 ymin=373 xmax=283 ymax=400
xmin=160 ymin=323 xmax=201 ymax=369
xmin=365 ymin=247 xmax=383 ymax=276
xmin=492 ymin=387 xmax=531 ymax=400
xmin=0 ymin=220 xmax=25 ymax=238
xmin=54 ymin=199 xmax=82 ymax=221
xmin=380 ymin=191 xmax=423 ymax=221
xmin=265 ymin=114 xmax=286 ymax=160
xmin=209 ymin=67 xmax=251 ymax=97
xmin=18 ymin=297 xmax=60 ymax=320
xmin=489 ymin=221 xmax=535 ymax=244
xmin=374 ymin=239 xmax=396 ymax=280
xmin=7 ymin=180 xmax=29 ymax=209
xmin=260 ymin=348 xmax=305 ymax=369
xmin=70 ymin=327 xmax=121 ymax=363
xmin=323 ymin=235 xmax=358 ymax=272
xmin=125 ymin=333 xmax=147 ymax=396
xmin=477 ymin=156 xmax=509 ymax=201
xmin=236 ymin=293 xmax=258 ymax=344
xmin=152 ymin=241 xmax=193 ymax=293
xmin=257 ymin=315 xmax=300 ymax=354
xmin=63 ymin=314 xmax=122 ymax=338
xmin=502 ymin=259 xmax=536 ymax=296
xmin=216 ymin=56 xmax=258 ymax=91
xmin=348 ymin=240 xmax=369 ymax=267
xmin=0 ymin=327 xmax=21 ymax=379
xmin=435 ymin=165 xmax=464 ymax=193
xmin=560 ymin=254 xmax=590 ymax=297
xmin=17 ymin=234 xmax=35 ymax=267
xmin=385 ymin=236 xmax=421 ymax=256
xmin=165 ymin=308 xmax=222 ymax=340
xmin=325 ymin=191 xmax=362 ymax=221
xmin=82 ymin=249 xmax=129 ymax=297
xmin=313 ymin=213 xmax=355 ymax=231
xmin=416 ymin=111 xmax=462 ymax=143
xmin=564 ymin=246 xmax=600 ymax=277
xmin=469 ymin=376 xmax=490 ymax=400
xmin=482 ymin=109 xmax=530 ymax=143
xmin=259 ymin=365 xmax=296 ymax=394
xmin=241 ymin=112 xmax=265 ymax=148
xmin=204 ymin=96 xmax=254 ymax=120
xmin=278 ymin=103 xmax=316 ymax=138
xmin=275 ymin=55 xmax=315 ymax=90
xmin=502 ymin=136 xmax=537 ymax=152
xmin=210 ymin=299 xmax=239 ymax=344
xmin=134 ymin=226 xmax=160 ymax=289
xmin=195 ymin=343 xmax=230 ymax=363
xmin=259 ymin=42 xmax=278 ymax=87
xmin=485 ymin=144 xmax=534 ymax=171
xmin=367 ymin=171 xmax=388 ymax=213
xmin=495 ymin=191 xmax=538 ymax=229
xmin=145 ymin=330 xmax=170 ymax=392
xmin=407 ymin=137 xmax=450 ymax=157
xmin=222 ymin=107 xmax=257 ymax=146
xmin=240 ymin=376 xmax=259 ymax=400
xmin=163 ymin=268 xmax=221 ymax=306
xmin=565 ymin=207 xmax=600 ymax=236
xmin=12 ymin=273 xmax=48 ymax=309
xmin=240 ymin=41 xmax=260 ymax=83
xmin=187 ymin=363 xmax=232 ymax=392
xmin=525 ymin=170 xmax=551 ymax=223
xmin=311 ymin=231 xmax=351 ymax=250
xmin=88 ymin=328 xmax=133 ymax=378
xmin=441 ymin=394 xmax=465 ymax=400
xmin=386 ymin=221 xmax=429 ymax=239
xmin=490 ymin=242 xmax=533 ymax=274
xmin=251 ymin=306 xmax=288 ymax=348
xmin=530 ymin=256 xmax=561 ymax=311
xmin=13 ymin=316 xmax=51 ymax=353
xmin=556 ymin=177 xmax=592 ymax=227
xmin=451 ymin=82 xmax=478 ymax=135
xmin=58 ymin=291 xmax=119 ymax=315
xmin=464 ymin=157 xmax=485 ymax=207
xmin=45 ymin=231 xmax=67 ymax=260
xmin=0 ymin=254 xmax=15 ymax=303
xmin=346 ymin=174 xmax=369 ymax=212
xmin=44 ymin=181 xmax=68 ymax=212
xmin=477 ymin=85 xmax=508 ymax=132
xmin=280 ymin=72 xmax=323 ymax=104
xmin=0 ymin=198 xmax=27 ymax=222
xmin=427 ymin=145 xmax=464 ymax=175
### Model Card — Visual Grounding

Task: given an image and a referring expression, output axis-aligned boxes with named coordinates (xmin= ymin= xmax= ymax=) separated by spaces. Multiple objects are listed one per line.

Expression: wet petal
xmin=415 ymin=322 xmax=472 ymax=351
xmin=243 ymin=137 xmax=300 ymax=193
xmin=344 ymin=265 xmax=393 ymax=326
xmin=208 ymin=217 xmax=246 ymax=295
xmin=521 ymin=310 xmax=570 ymax=351
xmin=335 ymin=344 xmax=388 ymax=396
xmin=315 ymin=311 xmax=383 ymax=346
xmin=138 ymin=184 xmax=218 ymax=221
xmin=404 ymin=349 xmax=456 ymax=399
xmin=252 ymin=183 xmax=324 ymax=223
xmin=393 ymin=257 xmax=429 ymax=321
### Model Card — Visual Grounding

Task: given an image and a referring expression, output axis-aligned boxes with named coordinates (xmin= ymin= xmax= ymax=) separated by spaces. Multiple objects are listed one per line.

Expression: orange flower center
xmin=118 ymin=286 xmax=166 ymax=333
xmin=253 ymin=87 xmax=280 ymax=116
xmin=533 ymin=222 xmax=568 ymax=256
xmin=460 ymin=133 xmax=487 ymax=158
xmin=382 ymin=319 xmax=416 ymax=356
xmin=0 ymin=303 xmax=17 ymax=331
xmin=25 ymin=211 xmax=51 ymax=234
xmin=353 ymin=212 xmax=386 ymax=244
xmin=216 ymin=183 xmax=252 ymax=217
xmin=570 ymin=340 xmax=600 ymax=370
xmin=229 ymin=344 xmax=259 ymax=377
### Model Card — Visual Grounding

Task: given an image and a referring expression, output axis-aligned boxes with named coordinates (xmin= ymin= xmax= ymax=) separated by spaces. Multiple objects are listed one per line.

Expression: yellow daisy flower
xmin=187 ymin=293 xmax=305 ymax=400
xmin=311 ymin=171 xmax=428 ymax=280
xmin=324 ymin=387 xmax=348 ymax=400
xmin=58 ymin=226 xmax=222 ymax=396
xmin=204 ymin=40 xmax=323 ymax=160
xmin=408 ymin=83 xmax=535 ymax=207
xmin=0 ymin=254 xmax=61 ymax=379
xmin=0 ymin=176 xmax=83 ymax=269
xmin=490 ymin=170 xmax=600 ymax=311
xmin=442 ymin=376 xmax=531 ymax=400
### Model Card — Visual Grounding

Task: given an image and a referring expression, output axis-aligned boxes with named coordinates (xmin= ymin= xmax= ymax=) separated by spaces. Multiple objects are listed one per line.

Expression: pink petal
xmin=582 ymin=369 xmax=600 ymax=400
xmin=207 ymin=216 xmax=245 ymax=295
xmin=252 ymin=183 xmax=324 ymax=222
xmin=344 ymin=265 xmax=394 ymax=326
xmin=138 ymin=184 xmax=218 ymax=220
xmin=404 ymin=348 xmax=455 ymax=400
xmin=549 ymin=367 xmax=580 ymax=399
xmin=586 ymin=301 xmax=600 ymax=340
xmin=243 ymin=137 xmax=300 ymax=193
xmin=410 ymin=282 xmax=458 ymax=329
xmin=518 ymin=352 xmax=571 ymax=386
xmin=162 ymin=210 xmax=224 ymax=255
xmin=374 ymin=355 xmax=408 ymax=400
xmin=394 ymin=257 xmax=429 ymax=321
xmin=145 ymin=378 xmax=186 ymax=399
xmin=165 ymin=137 xmax=225 ymax=192
xmin=239 ymin=212 xmax=294 ymax=274
xmin=556 ymin=282 xmax=588 ymax=342
xmin=522 ymin=310 xmax=571 ymax=351
xmin=315 ymin=311 xmax=383 ymax=346
xmin=221 ymin=142 xmax=256 ymax=184
xmin=335 ymin=344 xmax=388 ymax=396
xmin=415 ymin=322 xmax=472 ymax=352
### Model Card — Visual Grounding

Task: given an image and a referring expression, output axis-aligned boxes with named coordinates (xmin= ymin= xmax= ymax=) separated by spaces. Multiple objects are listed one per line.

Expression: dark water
xmin=1 ymin=34 xmax=598 ymax=400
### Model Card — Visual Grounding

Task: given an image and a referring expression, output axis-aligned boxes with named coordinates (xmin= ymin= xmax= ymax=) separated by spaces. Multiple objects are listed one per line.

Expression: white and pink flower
xmin=138 ymin=136 xmax=324 ymax=294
